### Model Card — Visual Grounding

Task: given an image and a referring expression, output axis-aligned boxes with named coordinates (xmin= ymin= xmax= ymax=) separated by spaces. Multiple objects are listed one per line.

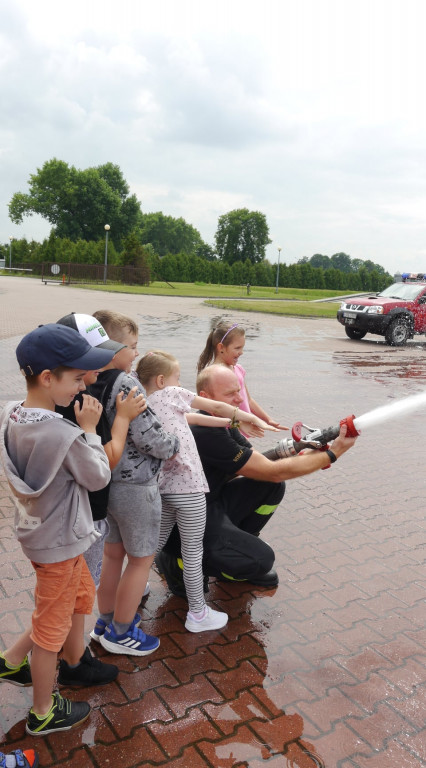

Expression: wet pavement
xmin=0 ymin=276 xmax=425 ymax=767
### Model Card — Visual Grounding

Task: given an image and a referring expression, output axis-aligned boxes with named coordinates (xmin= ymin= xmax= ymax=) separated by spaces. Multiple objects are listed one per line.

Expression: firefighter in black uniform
xmin=156 ymin=365 xmax=357 ymax=595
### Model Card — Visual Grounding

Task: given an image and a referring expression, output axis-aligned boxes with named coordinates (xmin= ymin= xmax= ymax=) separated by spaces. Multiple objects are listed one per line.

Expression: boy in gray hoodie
xmin=0 ymin=324 xmax=119 ymax=736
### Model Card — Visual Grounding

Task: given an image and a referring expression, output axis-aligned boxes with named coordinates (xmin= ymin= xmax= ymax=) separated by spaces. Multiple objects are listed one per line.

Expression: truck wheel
xmin=345 ymin=327 xmax=367 ymax=340
xmin=385 ymin=318 xmax=411 ymax=346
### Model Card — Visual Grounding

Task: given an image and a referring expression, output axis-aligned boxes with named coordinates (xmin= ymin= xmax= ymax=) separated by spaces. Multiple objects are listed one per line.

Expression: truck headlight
xmin=366 ymin=306 xmax=384 ymax=314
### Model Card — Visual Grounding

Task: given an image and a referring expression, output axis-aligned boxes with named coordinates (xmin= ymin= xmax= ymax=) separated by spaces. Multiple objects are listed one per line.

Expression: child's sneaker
xmin=0 ymin=653 xmax=32 ymax=687
xmin=0 ymin=748 xmax=39 ymax=767
xmin=57 ymin=647 xmax=118 ymax=687
xmin=90 ymin=612 xmax=141 ymax=643
xmin=185 ymin=606 xmax=228 ymax=633
xmin=26 ymin=692 xmax=90 ymax=735
xmin=100 ymin=623 xmax=160 ymax=656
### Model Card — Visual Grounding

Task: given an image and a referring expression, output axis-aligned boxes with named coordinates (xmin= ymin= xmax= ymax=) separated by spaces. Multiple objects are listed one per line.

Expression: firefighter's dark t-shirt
xmin=190 ymin=414 xmax=253 ymax=503
xmin=56 ymin=389 xmax=112 ymax=521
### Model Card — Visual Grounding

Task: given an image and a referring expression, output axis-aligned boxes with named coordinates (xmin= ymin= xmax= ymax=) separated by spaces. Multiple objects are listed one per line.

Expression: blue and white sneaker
xmin=90 ymin=613 xmax=141 ymax=644
xmin=99 ymin=623 xmax=160 ymax=656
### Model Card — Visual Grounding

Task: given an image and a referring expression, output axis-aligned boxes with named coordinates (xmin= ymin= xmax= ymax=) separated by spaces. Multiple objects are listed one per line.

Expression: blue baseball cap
xmin=16 ymin=323 xmax=116 ymax=377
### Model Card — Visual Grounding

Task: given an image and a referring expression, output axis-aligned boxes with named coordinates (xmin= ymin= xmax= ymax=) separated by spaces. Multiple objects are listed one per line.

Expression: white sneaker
xmin=142 ymin=582 xmax=150 ymax=598
xmin=185 ymin=606 xmax=228 ymax=633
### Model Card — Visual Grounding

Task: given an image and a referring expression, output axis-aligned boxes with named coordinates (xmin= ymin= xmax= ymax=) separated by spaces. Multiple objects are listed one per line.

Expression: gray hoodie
xmin=0 ymin=401 xmax=111 ymax=564
xmin=95 ymin=371 xmax=180 ymax=485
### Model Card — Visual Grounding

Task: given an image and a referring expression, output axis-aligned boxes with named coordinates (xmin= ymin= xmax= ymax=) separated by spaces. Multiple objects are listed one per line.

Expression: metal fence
xmin=6 ymin=262 xmax=151 ymax=285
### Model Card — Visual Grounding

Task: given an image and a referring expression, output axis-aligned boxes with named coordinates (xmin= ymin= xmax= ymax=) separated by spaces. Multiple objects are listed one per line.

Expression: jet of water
xmin=353 ymin=390 xmax=426 ymax=432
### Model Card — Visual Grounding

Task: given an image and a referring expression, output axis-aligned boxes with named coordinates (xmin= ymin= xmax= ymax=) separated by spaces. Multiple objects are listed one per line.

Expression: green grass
xmin=72 ymin=280 xmax=343 ymax=301
xmin=204 ymin=299 xmax=341 ymax=318
xmin=74 ymin=281 xmax=342 ymax=317
xmin=0 ymin=274 xmax=343 ymax=317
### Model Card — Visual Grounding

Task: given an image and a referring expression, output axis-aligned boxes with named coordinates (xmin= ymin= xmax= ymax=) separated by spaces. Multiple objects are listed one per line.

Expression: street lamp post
xmin=275 ymin=246 xmax=281 ymax=294
xmin=9 ymin=236 xmax=13 ymax=270
xmin=103 ymin=224 xmax=110 ymax=284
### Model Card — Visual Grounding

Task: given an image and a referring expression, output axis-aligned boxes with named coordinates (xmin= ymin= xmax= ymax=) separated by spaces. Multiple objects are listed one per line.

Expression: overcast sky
xmin=1 ymin=0 xmax=426 ymax=275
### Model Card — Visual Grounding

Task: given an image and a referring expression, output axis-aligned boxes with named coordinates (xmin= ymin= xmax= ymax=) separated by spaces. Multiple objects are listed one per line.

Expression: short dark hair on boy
xmin=24 ymin=365 xmax=71 ymax=389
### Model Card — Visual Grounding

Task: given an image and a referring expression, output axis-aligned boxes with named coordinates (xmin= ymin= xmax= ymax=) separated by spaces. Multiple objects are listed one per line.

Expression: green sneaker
xmin=26 ymin=692 xmax=90 ymax=735
xmin=0 ymin=653 xmax=32 ymax=687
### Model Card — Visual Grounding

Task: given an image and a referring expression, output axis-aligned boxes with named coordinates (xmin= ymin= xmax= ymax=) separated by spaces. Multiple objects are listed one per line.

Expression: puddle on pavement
xmin=137 ymin=312 xmax=264 ymax=342
xmin=332 ymin=351 xmax=426 ymax=385
xmin=209 ymin=717 xmax=325 ymax=766
xmin=144 ymin=586 xmax=326 ymax=767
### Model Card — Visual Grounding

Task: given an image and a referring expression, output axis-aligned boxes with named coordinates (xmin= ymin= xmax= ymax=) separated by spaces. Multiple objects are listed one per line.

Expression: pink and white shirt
xmin=148 ymin=386 xmax=209 ymax=495
xmin=234 ymin=363 xmax=250 ymax=413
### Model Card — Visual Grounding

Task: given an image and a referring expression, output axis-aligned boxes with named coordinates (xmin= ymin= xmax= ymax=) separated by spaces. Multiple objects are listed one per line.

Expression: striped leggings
xmin=157 ymin=492 xmax=206 ymax=613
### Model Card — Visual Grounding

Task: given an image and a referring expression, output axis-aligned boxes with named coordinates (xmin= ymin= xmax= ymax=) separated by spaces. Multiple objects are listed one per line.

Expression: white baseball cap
xmin=56 ymin=313 xmax=126 ymax=353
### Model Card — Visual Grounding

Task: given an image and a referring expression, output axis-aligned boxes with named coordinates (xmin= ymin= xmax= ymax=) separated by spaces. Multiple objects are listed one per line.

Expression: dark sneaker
xmin=0 ymin=653 xmax=32 ymax=687
xmin=57 ymin=647 xmax=119 ymax=687
xmin=248 ymin=569 xmax=279 ymax=587
xmin=100 ymin=623 xmax=160 ymax=656
xmin=90 ymin=612 xmax=141 ymax=644
xmin=219 ymin=568 xmax=279 ymax=588
xmin=26 ymin=692 xmax=90 ymax=736
xmin=154 ymin=551 xmax=210 ymax=598
xmin=154 ymin=551 xmax=186 ymax=597
xmin=0 ymin=748 xmax=39 ymax=767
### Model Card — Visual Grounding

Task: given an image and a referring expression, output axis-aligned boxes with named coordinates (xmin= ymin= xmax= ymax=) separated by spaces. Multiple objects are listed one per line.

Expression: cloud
xmin=1 ymin=0 xmax=426 ymax=276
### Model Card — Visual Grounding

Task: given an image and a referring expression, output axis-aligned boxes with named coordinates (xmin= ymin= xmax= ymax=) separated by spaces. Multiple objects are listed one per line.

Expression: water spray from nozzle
xmin=352 ymin=390 xmax=426 ymax=432
xmin=264 ymin=390 xmax=426 ymax=462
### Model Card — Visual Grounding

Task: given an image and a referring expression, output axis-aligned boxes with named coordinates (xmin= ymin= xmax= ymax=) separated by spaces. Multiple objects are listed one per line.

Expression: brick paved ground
xmin=0 ymin=276 xmax=425 ymax=767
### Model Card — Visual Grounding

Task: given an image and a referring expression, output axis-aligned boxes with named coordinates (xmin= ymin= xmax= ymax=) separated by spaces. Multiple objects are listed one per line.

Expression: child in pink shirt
xmin=197 ymin=321 xmax=287 ymax=430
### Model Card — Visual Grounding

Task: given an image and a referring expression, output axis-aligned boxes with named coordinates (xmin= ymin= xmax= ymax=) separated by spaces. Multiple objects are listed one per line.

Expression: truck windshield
xmin=378 ymin=283 xmax=424 ymax=301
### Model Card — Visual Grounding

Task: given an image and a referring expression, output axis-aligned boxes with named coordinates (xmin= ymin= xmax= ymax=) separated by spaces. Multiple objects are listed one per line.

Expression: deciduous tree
xmin=139 ymin=212 xmax=205 ymax=257
xmin=9 ymin=159 xmax=142 ymax=246
xmin=215 ymin=209 xmax=271 ymax=265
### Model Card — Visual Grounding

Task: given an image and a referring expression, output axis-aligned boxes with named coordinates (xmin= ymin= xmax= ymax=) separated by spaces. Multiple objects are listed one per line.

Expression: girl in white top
xmin=136 ymin=350 xmax=274 ymax=633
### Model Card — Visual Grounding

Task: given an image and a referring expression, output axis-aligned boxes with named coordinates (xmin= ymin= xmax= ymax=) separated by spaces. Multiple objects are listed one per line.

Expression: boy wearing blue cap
xmin=0 ymin=324 xmax=119 ymax=736
xmin=55 ymin=312 xmax=147 ymax=589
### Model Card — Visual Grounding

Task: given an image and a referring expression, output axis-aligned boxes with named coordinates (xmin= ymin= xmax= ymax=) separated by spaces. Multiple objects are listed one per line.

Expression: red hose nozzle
xmin=340 ymin=414 xmax=360 ymax=437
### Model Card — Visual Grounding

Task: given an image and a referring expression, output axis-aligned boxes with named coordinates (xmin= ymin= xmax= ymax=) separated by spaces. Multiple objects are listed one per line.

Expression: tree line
xmin=2 ymin=158 xmax=393 ymax=291
xmin=0 ymin=235 xmax=392 ymax=292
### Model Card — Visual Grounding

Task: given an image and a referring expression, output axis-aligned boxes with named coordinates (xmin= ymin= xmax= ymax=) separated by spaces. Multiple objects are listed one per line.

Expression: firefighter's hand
xmin=330 ymin=422 xmax=358 ymax=458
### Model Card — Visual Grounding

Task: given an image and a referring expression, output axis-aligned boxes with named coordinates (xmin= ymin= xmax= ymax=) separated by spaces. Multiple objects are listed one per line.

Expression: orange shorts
xmin=30 ymin=554 xmax=96 ymax=652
